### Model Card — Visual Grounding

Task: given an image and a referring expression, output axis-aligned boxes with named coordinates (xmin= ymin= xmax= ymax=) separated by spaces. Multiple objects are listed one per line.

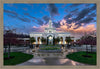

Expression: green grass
xmin=40 ymin=44 xmax=61 ymax=50
xmin=66 ymin=51 xmax=96 ymax=65
xmin=4 ymin=52 xmax=33 ymax=65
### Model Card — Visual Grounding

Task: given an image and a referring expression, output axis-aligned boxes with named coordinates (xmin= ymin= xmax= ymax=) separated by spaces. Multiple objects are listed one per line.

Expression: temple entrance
xmin=60 ymin=37 xmax=63 ymax=44
xmin=47 ymin=35 xmax=53 ymax=45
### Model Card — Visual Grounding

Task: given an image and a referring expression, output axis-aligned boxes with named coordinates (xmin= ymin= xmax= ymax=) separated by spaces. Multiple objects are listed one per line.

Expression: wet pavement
xmin=11 ymin=45 xmax=96 ymax=66
xmin=17 ymin=58 xmax=89 ymax=66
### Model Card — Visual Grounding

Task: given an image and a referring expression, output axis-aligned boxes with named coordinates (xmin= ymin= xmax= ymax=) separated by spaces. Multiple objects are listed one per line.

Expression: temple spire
xmin=49 ymin=18 xmax=52 ymax=28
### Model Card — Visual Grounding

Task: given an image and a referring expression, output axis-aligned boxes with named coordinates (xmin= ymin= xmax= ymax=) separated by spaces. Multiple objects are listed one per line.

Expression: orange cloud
xmin=57 ymin=19 xmax=96 ymax=33
xmin=56 ymin=19 xmax=96 ymax=38
xmin=74 ymin=24 xmax=96 ymax=33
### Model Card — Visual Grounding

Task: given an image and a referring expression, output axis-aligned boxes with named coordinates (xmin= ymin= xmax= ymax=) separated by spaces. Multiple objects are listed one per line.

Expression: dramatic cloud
xmin=87 ymin=13 xmax=96 ymax=17
xmin=33 ymin=18 xmax=44 ymax=25
xmin=7 ymin=14 xmax=17 ymax=18
xmin=79 ymin=17 xmax=94 ymax=24
xmin=29 ymin=4 xmax=96 ymax=34
xmin=4 ymin=9 xmax=18 ymax=17
xmin=17 ymin=16 xmax=31 ymax=23
xmin=4 ymin=9 xmax=31 ymax=22
xmin=42 ymin=15 xmax=50 ymax=24
xmin=23 ymin=12 xmax=44 ymax=25
xmin=48 ymin=4 xmax=59 ymax=17
xmin=71 ymin=8 xmax=79 ymax=13
xmin=63 ymin=4 xmax=96 ymax=29
xmin=23 ymin=13 xmax=36 ymax=19
xmin=74 ymin=24 xmax=96 ymax=34
xmin=69 ymin=4 xmax=82 ymax=7
xmin=90 ymin=4 xmax=96 ymax=11
xmin=64 ymin=14 xmax=72 ymax=20
xmin=65 ymin=9 xmax=69 ymax=13
xmin=74 ymin=8 xmax=90 ymax=21
xmin=53 ymin=21 xmax=61 ymax=28
xmin=70 ymin=8 xmax=79 ymax=15
xmin=56 ymin=19 xmax=96 ymax=38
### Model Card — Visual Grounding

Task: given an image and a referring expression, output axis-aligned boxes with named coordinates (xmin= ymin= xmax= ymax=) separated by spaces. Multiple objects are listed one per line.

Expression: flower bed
xmin=40 ymin=47 xmax=60 ymax=50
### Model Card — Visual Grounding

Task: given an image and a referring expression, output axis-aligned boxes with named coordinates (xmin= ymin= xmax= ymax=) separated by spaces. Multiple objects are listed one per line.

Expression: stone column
xmin=35 ymin=37 xmax=38 ymax=44
xmin=63 ymin=37 xmax=65 ymax=44
xmin=40 ymin=37 xmax=42 ymax=44
xmin=74 ymin=38 xmax=76 ymax=42
xmin=59 ymin=37 xmax=61 ymax=44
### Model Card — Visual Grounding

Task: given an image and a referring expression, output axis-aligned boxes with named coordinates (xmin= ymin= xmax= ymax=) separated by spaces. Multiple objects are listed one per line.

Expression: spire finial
xmin=49 ymin=16 xmax=52 ymax=28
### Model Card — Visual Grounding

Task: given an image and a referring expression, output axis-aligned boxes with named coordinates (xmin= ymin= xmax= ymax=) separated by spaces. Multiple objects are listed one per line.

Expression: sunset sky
xmin=4 ymin=3 xmax=96 ymax=38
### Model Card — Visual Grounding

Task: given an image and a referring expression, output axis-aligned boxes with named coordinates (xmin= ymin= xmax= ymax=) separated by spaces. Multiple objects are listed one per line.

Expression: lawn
xmin=66 ymin=51 xmax=96 ymax=65
xmin=4 ymin=52 xmax=33 ymax=65
xmin=40 ymin=44 xmax=61 ymax=50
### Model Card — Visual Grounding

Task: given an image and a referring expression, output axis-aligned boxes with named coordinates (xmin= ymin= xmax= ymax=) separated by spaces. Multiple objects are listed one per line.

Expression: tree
xmin=30 ymin=37 xmax=35 ymax=45
xmin=4 ymin=30 xmax=19 ymax=58
xmin=79 ymin=34 xmax=96 ymax=57
xmin=30 ymin=37 xmax=35 ymax=48
xmin=65 ymin=37 xmax=72 ymax=48
xmin=86 ymin=36 xmax=96 ymax=52
xmin=80 ymin=36 xmax=89 ymax=53
xmin=55 ymin=37 xmax=60 ymax=44
xmin=65 ymin=37 xmax=72 ymax=45
xmin=88 ymin=31 xmax=96 ymax=52
xmin=41 ymin=37 xmax=46 ymax=44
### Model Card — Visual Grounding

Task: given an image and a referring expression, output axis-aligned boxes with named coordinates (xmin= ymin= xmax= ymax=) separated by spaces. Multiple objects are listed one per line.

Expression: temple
xmin=30 ymin=19 xmax=76 ymax=45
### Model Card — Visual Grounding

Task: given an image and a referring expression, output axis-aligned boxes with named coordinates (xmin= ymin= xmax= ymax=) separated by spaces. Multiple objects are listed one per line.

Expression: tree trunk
xmin=68 ymin=42 xmax=69 ymax=48
xmin=91 ymin=45 xmax=93 ymax=53
xmin=5 ymin=46 xmax=7 ymax=54
xmin=8 ymin=44 xmax=10 ymax=58
xmin=86 ymin=44 xmax=88 ymax=56
xmin=86 ymin=45 xmax=87 ymax=52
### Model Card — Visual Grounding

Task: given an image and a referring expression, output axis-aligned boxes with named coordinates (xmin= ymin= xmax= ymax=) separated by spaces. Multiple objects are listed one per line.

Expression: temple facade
xmin=30 ymin=19 xmax=76 ymax=44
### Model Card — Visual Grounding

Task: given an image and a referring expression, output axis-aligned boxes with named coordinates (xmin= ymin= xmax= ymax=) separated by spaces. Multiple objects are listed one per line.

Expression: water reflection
xmin=29 ymin=58 xmax=45 ymax=63
xmin=27 ymin=58 xmax=86 ymax=65
xmin=58 ymin=59 xmax=69 ymax=64
xmin=71 ymin=61 xmax=76 ymax=65
xmin=23 ymin=49 xmax=87 ymax=65
xmin=68 ymin=49 xmax=77 ymax=53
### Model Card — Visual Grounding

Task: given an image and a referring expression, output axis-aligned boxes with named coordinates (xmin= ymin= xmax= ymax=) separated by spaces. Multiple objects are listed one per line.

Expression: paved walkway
xmin=9 ymin=45 xmax=95 ymax=66
xmin=17 ymin=58 xmax=89 ymax=66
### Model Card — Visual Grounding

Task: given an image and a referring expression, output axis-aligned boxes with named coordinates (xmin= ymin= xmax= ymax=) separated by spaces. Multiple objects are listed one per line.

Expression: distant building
xmin=4 ymin=32 xmax=30 ymax=46
xmin=17 ymin=34 xmax=30 ymax=46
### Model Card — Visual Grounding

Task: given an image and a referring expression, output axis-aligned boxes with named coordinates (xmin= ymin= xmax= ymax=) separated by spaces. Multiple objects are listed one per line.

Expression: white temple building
xmin=30 ymin=19 xmax=76 ymax=45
